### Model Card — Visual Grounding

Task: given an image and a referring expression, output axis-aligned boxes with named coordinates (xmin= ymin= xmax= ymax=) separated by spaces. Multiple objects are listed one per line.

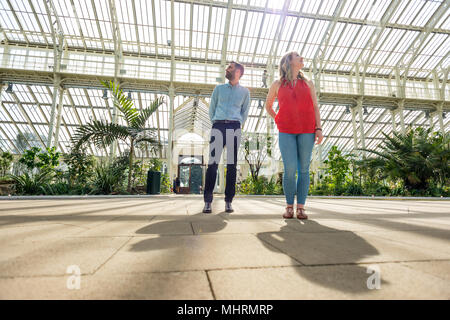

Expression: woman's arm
xmin=265 ymin=80 xmax=281 ymax=119
xmin=306 ymin=80 xmax=323 ymax=144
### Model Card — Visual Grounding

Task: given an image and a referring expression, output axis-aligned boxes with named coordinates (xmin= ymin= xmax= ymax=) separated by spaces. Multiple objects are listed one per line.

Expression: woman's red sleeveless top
xmin=275 ymin=79 xmax=316 ymax=134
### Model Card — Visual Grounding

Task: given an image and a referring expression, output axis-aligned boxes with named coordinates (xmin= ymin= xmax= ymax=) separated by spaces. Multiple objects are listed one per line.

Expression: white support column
xmin=436 ymin=102 xmax=445 ymax=136
xmin=46 ymin=30 xmax=63 ymax=148
xmin=47 ymin=75 xmax=61 ymax=147
xmin=429 ymin=112 xmax=434 ymax=130
xmin=435 ymin=67 xmax=447 ymax=136
xmin=220 ymin=0 xmax=233 ymax=83
xmin=54 ymin=87 xmax=65 ymax=148
xmin=351 ymin=107 xmax=358 ymax=155
xmin=109 ymin=0 xmax=123 ymax=160
xmin=397 ymin=100 xmax=406 ymax=134
xmin=312 ymin=58 xmax=321 ymax=96
xmin=395 ymin=66 xmax=405 ymax=100
xmin=1 ymin=45 xmax=9 ymax=68
xmin=44 ymin=0 xmax=64 ymax=148
xmin=439 ymin=68 xmax=448 ymax=102
xmin=167 ymin=0 xmax=176 ymax=181
xmin=391 ymin=109 xmax=397 ymax=132
xmin=355 ymin=63 xmax=362 ymax=96
xmin=266 ymin=33 xmax=276 ymax=163
xmin=357 ymin=98 xmax=366 ymax=158
xmin=109 ymin=93 xmax=117 ymax=158
xmin=167 ymin=86 xmax=175 ymax=182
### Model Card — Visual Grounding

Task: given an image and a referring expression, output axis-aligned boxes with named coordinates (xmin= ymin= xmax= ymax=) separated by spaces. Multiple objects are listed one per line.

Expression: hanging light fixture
xmin=127 ymin=91 xmax=132 ymax=100
xmin=6 ymin=83 xmax=13 ymax=93
xmin=363 ymin=106 xmax=368 ymax=115
xmin=102 ymin=89 xmax=108 ymax=100
xmin=424 ymin=110 xmax=430 ymax=119
xmin=345 ymin=106 xmax=350 ymax=114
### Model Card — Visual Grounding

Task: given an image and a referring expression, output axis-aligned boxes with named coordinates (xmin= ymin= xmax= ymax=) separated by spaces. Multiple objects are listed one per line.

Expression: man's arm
xmin=209 ymin=86 xmax=218 ymax=122
xmin=240 ymin=89 xmax=250 ymax=125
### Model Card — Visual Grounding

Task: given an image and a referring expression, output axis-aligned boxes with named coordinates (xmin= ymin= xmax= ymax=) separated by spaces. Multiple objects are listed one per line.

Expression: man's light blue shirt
xmin=209 ymin=82 xmax=250 ymax=125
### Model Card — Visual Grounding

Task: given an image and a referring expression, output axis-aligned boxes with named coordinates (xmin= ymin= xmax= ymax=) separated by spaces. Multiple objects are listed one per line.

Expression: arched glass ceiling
xmin=0 ymin=0 xmax=448 ymax=77
xmin=0 ymin=0 xmax=449 ymax=161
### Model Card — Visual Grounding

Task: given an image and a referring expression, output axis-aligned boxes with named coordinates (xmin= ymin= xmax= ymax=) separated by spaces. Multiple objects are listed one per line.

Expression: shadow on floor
xmin=131 ymin=213 xmax=229 ymax=251
xmin=0 ymin=199 xmax=173 ymax=228
xmin=261 ymin=198 xmax=450 ymax=242
xmin=129 ymin=209 xmax=388 ymax=294
xmin=257 ymin=219 xmax=389 ymax=294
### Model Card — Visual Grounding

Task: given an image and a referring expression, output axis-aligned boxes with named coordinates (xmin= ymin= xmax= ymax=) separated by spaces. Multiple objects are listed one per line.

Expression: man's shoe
xmin=203 ymin=202 xmax=212 ymax=214
xmin=225 ymin=201 xmax=234 ymax=213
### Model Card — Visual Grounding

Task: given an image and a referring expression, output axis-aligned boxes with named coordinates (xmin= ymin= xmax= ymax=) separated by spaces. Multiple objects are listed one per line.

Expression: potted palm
xmin=71 ymin=80 xmax=163 ymax=193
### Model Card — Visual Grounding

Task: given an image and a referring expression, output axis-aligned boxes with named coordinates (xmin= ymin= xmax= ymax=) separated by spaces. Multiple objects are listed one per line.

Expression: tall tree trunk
xmin=127 ymin=139 xmax=134 ymax=193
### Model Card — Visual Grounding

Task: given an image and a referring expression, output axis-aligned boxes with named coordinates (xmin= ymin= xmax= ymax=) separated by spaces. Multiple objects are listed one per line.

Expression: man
xmin=175 ymin=176 xmax=180 ymax=194
xmin=203 ymin=61 xmax=250 ymax=214
xmin=262 ymin=69 xmax=268 ymax=88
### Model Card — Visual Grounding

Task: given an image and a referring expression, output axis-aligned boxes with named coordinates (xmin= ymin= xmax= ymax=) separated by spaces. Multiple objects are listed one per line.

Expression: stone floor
xmin=0 ymin=195 xmax=449 ymax=299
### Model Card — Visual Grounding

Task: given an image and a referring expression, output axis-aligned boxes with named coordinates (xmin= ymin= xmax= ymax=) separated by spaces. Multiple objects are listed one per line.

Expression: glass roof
xmin=0 ymin=0 xmax=449 ymax=162
xmin=1 ymin=0 xmax=448 ymax=74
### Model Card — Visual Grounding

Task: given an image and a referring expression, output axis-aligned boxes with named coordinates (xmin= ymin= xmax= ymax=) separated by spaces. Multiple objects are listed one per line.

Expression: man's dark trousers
xmin=203 ymin=120 xmax=241 ymax=203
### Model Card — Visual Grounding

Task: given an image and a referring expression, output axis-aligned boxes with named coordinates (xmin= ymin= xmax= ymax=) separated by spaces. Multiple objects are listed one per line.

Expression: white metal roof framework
xmin=0 ymin=0 xmax=449 ymax=175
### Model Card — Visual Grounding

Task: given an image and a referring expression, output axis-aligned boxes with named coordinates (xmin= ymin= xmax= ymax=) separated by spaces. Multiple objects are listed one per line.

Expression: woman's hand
xmin=315 ymin=129 xmax=323 ymax=144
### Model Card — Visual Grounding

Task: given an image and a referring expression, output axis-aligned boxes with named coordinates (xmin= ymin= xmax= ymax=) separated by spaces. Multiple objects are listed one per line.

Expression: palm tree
xmin=71 ymin=80 xmax=163 ymax=192
xmin=358 ymin=127 xmax=449 ymax=191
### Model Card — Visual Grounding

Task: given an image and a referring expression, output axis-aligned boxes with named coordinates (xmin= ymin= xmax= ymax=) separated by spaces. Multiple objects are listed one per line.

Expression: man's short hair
xmin=231 ymin=61 xmax=244 ymax=78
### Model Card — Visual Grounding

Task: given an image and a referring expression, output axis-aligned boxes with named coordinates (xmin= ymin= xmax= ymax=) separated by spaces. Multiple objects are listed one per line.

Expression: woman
xmin=265 ymin=52 xmax=323 ymax=219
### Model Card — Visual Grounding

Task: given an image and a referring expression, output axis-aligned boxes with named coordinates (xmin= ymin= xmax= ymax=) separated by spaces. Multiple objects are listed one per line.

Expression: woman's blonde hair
xmin=279 ymin=52 xmax=306 ymax=86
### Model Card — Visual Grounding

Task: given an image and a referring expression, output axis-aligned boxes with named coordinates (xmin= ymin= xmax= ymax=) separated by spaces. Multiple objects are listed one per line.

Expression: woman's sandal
xmin=296 ymin=207 xmax=308 ymax=220
xmin=283 ymin=206 xmax=294 ymax=219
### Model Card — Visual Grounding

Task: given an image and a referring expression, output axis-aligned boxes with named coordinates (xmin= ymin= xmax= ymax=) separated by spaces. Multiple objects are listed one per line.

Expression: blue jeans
xmin=278 ymin=132 xmax=315 ymax=205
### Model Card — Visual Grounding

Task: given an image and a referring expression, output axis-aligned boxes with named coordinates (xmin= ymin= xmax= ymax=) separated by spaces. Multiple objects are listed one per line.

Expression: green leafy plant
xmin=0 ymin=151 xmax=13 ymax=177
xmin=64 ymin=149 xmax=96 ymax=186
xmin=323 ymin=146 xmax=351 ymax=192
xmin=343 ymin=182 xmax=364 ymax=196
xmin=160 ymin=173 xmax=172 ymax=193
xmin=91 ymin=162 xmax=127 ymax=194
xmin=359 ymin=128 xmax=450 ymax=191
xmin=238 ymin=175 xmax=283 ymax=195
xmin=148 ymin=158 xmax=162 ymax=172
xmin=130 ymin=160 xmax=145 ymax=188
xmin=9 ymin=169 xmax=54 ymax=195
xmin=41 ymin=182 xmax=71 ymax=195
xmin=18 ymin=147 xmax=60 ymax=172
xmin=71 ymin=80 xmax=163 ymax=192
